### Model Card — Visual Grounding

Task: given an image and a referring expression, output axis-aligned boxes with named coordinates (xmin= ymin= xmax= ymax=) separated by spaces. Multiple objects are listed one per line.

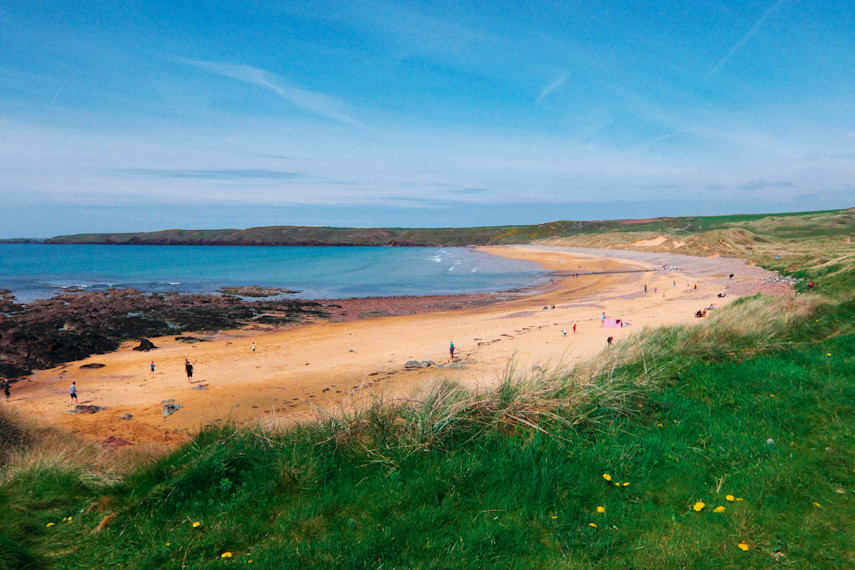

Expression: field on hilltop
xmin=3 ymin=209 xmax=854 ymax=568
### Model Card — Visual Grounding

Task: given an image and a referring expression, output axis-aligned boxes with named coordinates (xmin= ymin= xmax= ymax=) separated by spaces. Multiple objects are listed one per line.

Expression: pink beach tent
xmin=602 ymin=318 xmax=625 ymax=328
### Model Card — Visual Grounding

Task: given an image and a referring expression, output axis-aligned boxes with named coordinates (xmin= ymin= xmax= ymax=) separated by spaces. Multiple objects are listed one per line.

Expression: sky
xmin=1 ymin=0 xmax=854 ymax=238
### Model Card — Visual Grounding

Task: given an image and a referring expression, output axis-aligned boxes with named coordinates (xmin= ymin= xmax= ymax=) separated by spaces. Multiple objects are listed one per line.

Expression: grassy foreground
xmin=1 ymin=292 xmax=854 ymax=568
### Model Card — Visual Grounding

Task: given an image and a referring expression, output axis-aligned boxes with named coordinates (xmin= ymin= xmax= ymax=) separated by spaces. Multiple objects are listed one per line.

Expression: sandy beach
xmin=8 ymin=246 xmax=790 ymax=448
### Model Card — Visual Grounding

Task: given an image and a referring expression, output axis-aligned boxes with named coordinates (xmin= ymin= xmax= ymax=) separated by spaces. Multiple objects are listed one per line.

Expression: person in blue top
xmin=69 ymin=381 xmax=78 ymax=403
xmin=449 ymin=341 xmax=455 ymax=362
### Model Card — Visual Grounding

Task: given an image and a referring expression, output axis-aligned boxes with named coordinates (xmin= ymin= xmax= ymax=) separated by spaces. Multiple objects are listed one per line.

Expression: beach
xmin=8 ymin=245 xmax=791 ymax=448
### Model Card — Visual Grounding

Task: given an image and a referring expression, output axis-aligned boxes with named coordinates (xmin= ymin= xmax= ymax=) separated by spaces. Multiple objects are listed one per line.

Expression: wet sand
xmin=8 ymin=245 xmax=788 ymax=448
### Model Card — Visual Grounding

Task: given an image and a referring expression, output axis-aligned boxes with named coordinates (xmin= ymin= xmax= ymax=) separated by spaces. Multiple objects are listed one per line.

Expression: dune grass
xmin=2 ymin=292 xmax=854 ymax=568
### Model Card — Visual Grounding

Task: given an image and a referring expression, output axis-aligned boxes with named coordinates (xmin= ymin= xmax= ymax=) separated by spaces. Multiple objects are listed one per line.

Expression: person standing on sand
xmin=600 ymin=312 xmax=606 ymax=326
xmin=185 ymin=359 xmax=194 ymax=383
xmin=251 ymin=342 xmax=256 ymax=352
xmin=572 ymin=323 xmax=577 ymax=334
xmin=2 ymin=379 xmax=9 ymax=402
xmin=150 ymin=361 xmax=155 ymax=374
xmin=69 ymin=381 xmax=78 ymax=404
xmin=644 ymin=284 xmax=647 ymax=293
xmin=449 ymin=341 xmax=455 ymax=362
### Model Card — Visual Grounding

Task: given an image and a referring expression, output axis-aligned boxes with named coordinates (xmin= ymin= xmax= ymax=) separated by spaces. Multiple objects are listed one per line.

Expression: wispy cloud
xmin=535 ymin=72 xmax=569 ymax=105
xmin=706 ymin=0 xmax=789 ymax=79
xmin=123 ymin=168 xmax=304 ymax=181
xmin=170 ymin=57 xmax=365 ymax=127
xmin=739 ymin=178 xmax=794 ymax=191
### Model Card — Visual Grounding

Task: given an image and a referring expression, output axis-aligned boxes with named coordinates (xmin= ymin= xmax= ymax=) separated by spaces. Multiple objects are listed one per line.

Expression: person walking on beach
xmin=185 ymin=359 xmax=194 ymax=383
xmin=607 ymin=336 xmax=614 ymax=347
xmin=449 ymin=341 xmax=455 ymax=362
xmin=2 ymin=379 xmax=9 ymax=402
xmin=600 ymin=312 xmax=606 ymax=327
xmin=572 ymin=323 xmax=577 ymax=334
xmin=150 ymin=361 xmax=155 ymax=374
xmin=251 ymin=342 xmax=256 ymax=352
xmin=69 ymin=381 xmax=78 ymax=404
xmin=644 ymin=284 xmax=647 ymax=293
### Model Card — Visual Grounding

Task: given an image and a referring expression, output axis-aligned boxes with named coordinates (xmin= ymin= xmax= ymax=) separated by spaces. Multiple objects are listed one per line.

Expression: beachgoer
xmin=185 ymin=360 xmax=194 ymax=383
xmin=2 ymin=379 xmax=9 ymax=401
xmin=69 ymin=381 xmax=78 ymax=403
xmin=644 ymin=284 xmax=647 ymax=293
xmin=729 ymin=273 xmax=734 ymax=280
xmin=449 ymin=341 xmax=455 ymax=362
xmin=654 ymin=287 xmax=657 ymax=293
xmin=150 ymin=361 xmax=155 ymax=374
xmin=572 ymin=323 xmax=577 ymax=334
xmin=600 ymin=312 xmax=606 ymax=326
xmin=694 ymin=284 xmax=697 ymax=290
xmin=607 ymin=336 xmax=614 ymax=347
xmin=562 ymin=330 xmax=567 ymax=336
xmin=251 ymin=342 xmax=256 ymax=352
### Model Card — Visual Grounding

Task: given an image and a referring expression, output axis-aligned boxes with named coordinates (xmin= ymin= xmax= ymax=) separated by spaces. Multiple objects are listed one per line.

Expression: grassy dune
xmin=3 ymin=215 xmax=855 ymax=568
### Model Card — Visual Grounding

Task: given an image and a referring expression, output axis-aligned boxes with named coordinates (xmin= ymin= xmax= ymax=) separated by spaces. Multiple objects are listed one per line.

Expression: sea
xmin=0 ymin=244 xmax=551 ymax=303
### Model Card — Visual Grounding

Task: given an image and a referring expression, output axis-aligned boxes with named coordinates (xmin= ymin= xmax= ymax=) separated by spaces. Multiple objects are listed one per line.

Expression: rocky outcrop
xmin=0 ymin=290 xmax=330 ymax=378
xmin=133 ymin=338 xmax=157 ymax=351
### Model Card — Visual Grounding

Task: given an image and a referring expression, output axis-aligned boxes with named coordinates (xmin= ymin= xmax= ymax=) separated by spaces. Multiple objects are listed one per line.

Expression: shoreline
xmin=6 ymin=245 xmax=792 ymax=449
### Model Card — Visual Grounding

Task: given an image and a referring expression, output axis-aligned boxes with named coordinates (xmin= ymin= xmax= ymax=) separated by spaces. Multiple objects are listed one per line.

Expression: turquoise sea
xmin=0 ymin=244 xmax=550 ymax=303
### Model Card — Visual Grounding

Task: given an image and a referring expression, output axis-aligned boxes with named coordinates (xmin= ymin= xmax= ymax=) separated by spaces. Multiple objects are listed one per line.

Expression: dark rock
xmin=162 ymin=403 xmax=183 ymax=416
xmin=133 ymin=338 xmax=157 ymax=351
xmin=119 ymin=413 xmax=133 ymax=420
xmin=191 ymin=384 xmax=208 ymax=390
xmin=80 ymin=363 xmax=106 ymax=369
xmin=75 ymin=404 xmax=104 ymax=414
xmin=101 ymin=436 xmax=132 ymax=449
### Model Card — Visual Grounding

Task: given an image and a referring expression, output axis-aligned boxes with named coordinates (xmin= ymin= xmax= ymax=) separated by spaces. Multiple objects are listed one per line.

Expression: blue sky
xmin=1 ymin=0 xmax=853 ymax=237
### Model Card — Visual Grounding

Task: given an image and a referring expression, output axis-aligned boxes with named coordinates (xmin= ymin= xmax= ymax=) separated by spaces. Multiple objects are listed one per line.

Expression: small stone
xmin=119 ymin=413 xmax=133 ymax=420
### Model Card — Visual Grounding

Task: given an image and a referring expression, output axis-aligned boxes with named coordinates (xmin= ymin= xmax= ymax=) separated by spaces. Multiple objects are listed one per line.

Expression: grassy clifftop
xmin=44 ymin=208 xmax=851 ymax=247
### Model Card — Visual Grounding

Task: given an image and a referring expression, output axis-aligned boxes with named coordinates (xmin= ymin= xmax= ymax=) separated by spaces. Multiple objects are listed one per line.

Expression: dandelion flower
xmin=713 ymin=506 xmax=725 ymax=513
xmin=622 ymin=482 xmax=630 ymax=487
xmin=596 ymin=506 xmax=605 ymax=513
xmin=589 ymin=523 xmax=597 ymax=528
xmin=657 ymin=423 xmax=663 ymax=427
xmin=769 ymin=394 xmax=775 ymax=398
xmin=827 ymin=353 xmax=831 ymax=357
xmin=735 ymin=498 xmax=744 ymax=502
xmin=813 ymin=502 xmax=821 ymax=508
xmin=45 ymin=522 xmax=55 ymax=527
xmin=221 ymin=552 xmax=233 ymax=558
xmin=738 ymin=542 xmax=750 ymax=551
xmin=693 ymin=501 xmax=705 ymax=512
xmin=551 ymin=515 xmax=558 ymax=519
xmin=602 ymin=473 xmax=612 ymax=481
xmin=165 ymin=542 xmax=171 ymax=547
xmin=725 ymin=495 xmax=735 ymax=502
xmin=67 ymin=517 xmax=72 ymax=522
xmin=192 ymin=521 xmax=201 ymax=528
xmin=62 ymin=517 xmax=67 ymax=522
xmin=615 ymin=482 xmax=620 ymax=486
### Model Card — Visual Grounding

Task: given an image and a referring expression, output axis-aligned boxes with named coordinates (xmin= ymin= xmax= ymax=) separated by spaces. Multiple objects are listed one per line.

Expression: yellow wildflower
xmin=769 ymin=394 xmax=775 ymax=398
xmin=551 ymin=515 xmax=558 ymax=519
xmin=738 ymin=542 xmax=749 ymax=551
xmin=735 ymin=498 xmax=744 ymax=502
xmin=67 ymin=517 xmax=72 ymax=522
xmin=221 ymin=552 xmax=233 ymax=558
xmin=827 ymin=353 xmax=831 ymax=356
xmin=813 ymin=502 xmax=821 ymax=508
xmin=596 ymin=506 xmax=605 ymax=513
xmin=725 ymin=495 xmax=735 ymax=502
xmin=602 ymin=473 xmax=612 ymax=481
xmin=713 ymin=506 xmax=725 ymax=513
xmin=657 ymin=423 xmax=663 ymax=427
xmin=615 ymin=482 xmax=620 ymax=486
xmin=192 ymin=521 xmax=201 ymax=528
xmin=165 ymin=542 xmax=171 ymax=547
xmin=589 ymin=523 xmax=597 ymax=528
xmin=46 ymin=522 xmax=55 ymax=527
xmin=693 ymin=501 xmax=705 ymax=512
xmin=62 ymin=517 xmax=67 ymax=522
xmin=622 ymin=482 xmax=630 ymax=487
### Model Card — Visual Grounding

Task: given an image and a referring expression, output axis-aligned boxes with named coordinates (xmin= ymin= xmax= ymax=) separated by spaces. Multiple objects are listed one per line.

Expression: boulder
xmin=133 ymin=338 xmax=157 ymax=351
xmin=80 ymin=363 xmax=106 ymax=369
xmin=75 ymin=404 xmax=104 ymax=414
xmin=162 ymin=403 xmax=183 ymax=416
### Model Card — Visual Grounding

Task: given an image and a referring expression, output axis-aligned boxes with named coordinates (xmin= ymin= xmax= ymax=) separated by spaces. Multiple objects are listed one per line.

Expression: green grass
xmin=2 ymin=294 xmax=854 ymax=568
